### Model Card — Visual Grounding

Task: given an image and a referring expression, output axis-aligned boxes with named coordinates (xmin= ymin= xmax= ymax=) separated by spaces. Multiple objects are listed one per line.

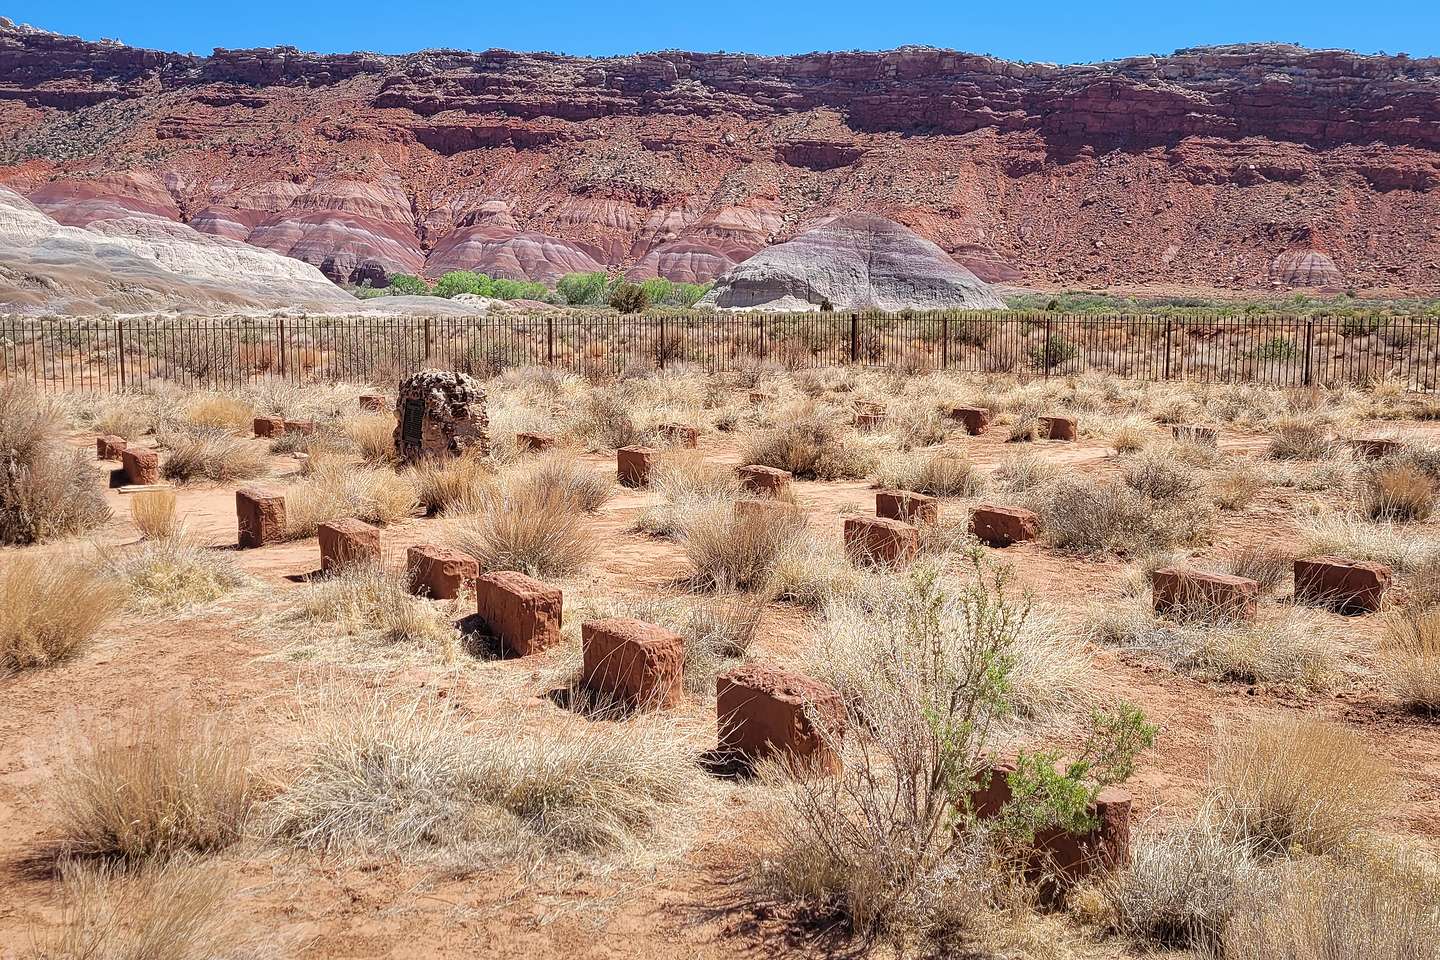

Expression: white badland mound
xmin=697 ymin=212 xmax=1006 ymax=312
xmin=0 ymin=187 xmax=354 ymax=314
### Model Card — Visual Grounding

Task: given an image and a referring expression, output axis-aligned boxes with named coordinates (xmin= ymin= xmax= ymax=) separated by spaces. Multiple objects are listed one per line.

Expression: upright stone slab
xmin=475 ymin=571 xmax=563 ymax=656
xmin=1042 ymin=415 xmax=1077 ymax=441
xmin=854 ymin=399 xmax=886 ymax=416
xmin=406 ymin=545 xmax=478 ymax=600
xmin=516 ymin=432 xmax=556 ymax=453
xmin=96 ymin=435 xmax=127 ymax=460
xmin=253 ymin=416 xmax=284 ymax=438
xmin=359 ymin=394 xmax=386 ymax=412
xmin=1152 ymin=567 xmax=1258 ymax=620
xmin=236 ymin=488 xmax=286 ymax=548
xmin=1294 ymin=556 xmax=1391 ymax=613
xmin=950 ymin=406 xmax=991 ymax=435
xmin=717 ymin=663 xmax=846 ymax=774
xmin=1350 ymin=437 xmax=1402 ymax=460
xmin=1172 ymin=424 xmax=1219 ymax=446
xmin=970 ymin=504 xmax=1040 ymax=546
xmin=617 ymin=446 xmax=657 ymax=487
xmin=120 ymin=448 xmax=160 ymax=485
xmin=734 ymin=499 xmax=804 ymax=524
xmin=282 ymin=419 xmax=316 ymax=436
xmin=317 ymin=519 xmax=381 ymax=573
xmin=876 ymin=489 xmax=938 ymax=525
xmin=737 ymin=464 xmax=793 ymax=499
xmin=581 ymin=617 xmax=684 ymax=710
xmin=855 ymin=413 xmax=886 ymax=432
xmin=657 ymin=423 xmax=699 ymax=448
xmin=843 ymin=516 xmax=919 ymax=567
xmin=394 ymin=370 xmax=489 ymax=463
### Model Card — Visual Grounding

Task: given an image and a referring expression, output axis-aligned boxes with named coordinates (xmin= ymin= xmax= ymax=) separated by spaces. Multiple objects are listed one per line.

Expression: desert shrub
xmin=1221 ymin=852 xmax=1440 ymax=960
xmin=279 ymin=562 xmax=460 ymax=660
xmin=632 ymin=457 xmax=740 ymax=539
xmin=1028 ymin=334 xmax=1078 ymax=370
xmin=1030 ymin=477 xmax=1212 ymax=555
xmin=433 ymin=270 xmax=485 ymax=298
xmin=345 ymin=413 xmax=398 ymax=465
xmin=130 ymin=489 xmax=178 ymax=540
xmin=766 ymin=534 xmax=862 ymax=608
xmin=409 ymin=454 xmax=495 ymax=516
xmin=56 ymin=713 xmax=252 ymax=863
xmin=682 ymin=502 xmax=806 ymax=591
xmin=29 ymin=860 xmax=271 ymax=960
xmin=266 ymin=692 xmax=693 ymax=857
xmin=570 ymin=389 xmax=642 ymax=450
xmin=1 ymin=555 xmax=121 ymax=672
xmin=451 ymin=486 xmax=595 ymax=578
xmin=518 ymin=454 xmax=611 ymax=513
xmin=160 ymin=431 xmax=270 ymax=483
xmin=885 ymin=406 xmax=949 ymax=449
xmin=386 ymin=273 xmax=431 ymax=295
xmin=555 ymin=271 xmax=610 ymax=306
xmin=284 ymin=461 xmax=419 ymax=537
xmin=1207 ymin=717 xmax=1399 ymax=856
xmin=105 ymin=539 xmax=248 ymax=613
xmin=608 ymin=281 xmax=650 ymax=314
xmin=1379 ymin=605 xmax=1440 ymax=711
xmin=1007 ymin=408 xmax=1044 ymax=442
xmin=741 ymin=409 xmax=878 ymax=480
xmin=0 ymin=384 xmax=110 ymax=545
xmin=990 ymin=451 xmax=1057 ymax=493
xmin=179 ymin=394 xmax=254 ymax=433
xmin=1123 ymin=453 xmax=1204 ymax=502
xmin=1215 ymin=543 xmax=1291 ymax=593
xmin=1361 ymin=463 xmax=1436 ymax=522
xmin=1266 ymin=418 xmax=1334 ymax=461
xmin=872 ymin=450 xmax=983 ymax=497
xmin=1210 ymin=461 xmax=1267 ymax=510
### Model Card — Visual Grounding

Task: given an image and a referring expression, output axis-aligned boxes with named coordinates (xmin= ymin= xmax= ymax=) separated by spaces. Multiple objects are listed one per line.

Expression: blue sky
xmin=9 ymin=1 xmax=1440 ymax=61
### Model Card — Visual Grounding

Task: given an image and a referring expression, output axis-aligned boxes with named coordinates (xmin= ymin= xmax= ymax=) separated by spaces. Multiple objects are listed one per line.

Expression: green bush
xmin=433 ymin=271 xmax=486 ymax=298
xmin=609 ymin=282 xmax=649 ymax=314
xmin=556 ymin=271 xmax=611 ymax=306
xmin=1252 ymin=337 xmax=1299 ymax=362
xmin=1028 ymin=334 xmax=1079 ymax=370
xmin=386 ymin=274 xmax=432 ymax=296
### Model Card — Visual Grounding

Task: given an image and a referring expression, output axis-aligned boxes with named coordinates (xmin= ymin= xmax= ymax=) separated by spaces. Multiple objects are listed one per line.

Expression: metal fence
xmin=2 ymin=312 xmax=1437 ymax=394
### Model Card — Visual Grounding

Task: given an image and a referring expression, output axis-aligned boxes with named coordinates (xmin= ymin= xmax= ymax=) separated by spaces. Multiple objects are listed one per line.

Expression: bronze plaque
xmin=401 ymin=399 xmax=425 ymax=447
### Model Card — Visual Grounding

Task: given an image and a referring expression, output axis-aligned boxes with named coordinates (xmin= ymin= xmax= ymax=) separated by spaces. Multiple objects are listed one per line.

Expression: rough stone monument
xmin=394 ymin=370 xmax=489 ymax=463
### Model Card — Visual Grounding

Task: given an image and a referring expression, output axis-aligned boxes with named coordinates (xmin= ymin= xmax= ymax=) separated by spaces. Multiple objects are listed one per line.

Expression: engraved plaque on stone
xmin=401 ymin=398 xmax=425 ymax=448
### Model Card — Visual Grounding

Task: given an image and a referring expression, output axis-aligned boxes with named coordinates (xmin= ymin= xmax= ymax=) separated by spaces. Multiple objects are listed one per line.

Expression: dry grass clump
xmin=409 ymin=454 xmax=495 ymax=516
xmin=1 ymin=384 xmax=110 ymax=545
xmin=1210 ymin=461 xmax=1267 ymax=511
xmin=345 ymin=413 xmax=399 ymax=465
xmin=632 ymin=457 xmax=740 ymax=539
xmin=740 ymin=407 xmax=878 ymax=480
xmin=56 ymin=713 xmax=251 ymax=863
xmin=989 ymin=451 xmax=1057 ymax=494
xmin=518 ymin=453 xmax=611 ymax=512
xmin=766 ymin=534 xmax=864 ymax=608
xmin=451 ymin=486 xmax=594 ymax=578
xmin=1029 ymin=477 xmax=1212 ymax=556
xmin=1295 ymin=509 xmax=1440 ymax=572
xmin=104 ymin=539 xmax=249 ymax=613
xmin=1378 ymin=605 xmax=1440 ymax=711
xmin=284 ymin=461 xmax=419 ymax=537
xmin=279 ymin=562 xmax=459 ymax=660
xmin=1122 ymin=452 xmax=1205 ymax=502
xmin=1 ymin=555 xmax=121 ymax=672
xmin=682 ymin=502 xmax=807 ymax=592
xmin=28 ymin=860 xmax=274 ymax=960
xmin=180 ymin=394 xmax=255 ymax=433
xmin=1215 ymin=543 xmax=1292 ymax=593
xmin=1266 ymin=417 xmax=1335 ymax=461
xmin=266 ymin=693 xmax=695 ymax=858
xmin=131 ymin=489 xmax=179 ymax=540
xmin=160 ymin=431 xmax=270 ymax=483
xmin=872 ymin=450 xmax=984 ymax=497
xmin=570 ymin=388 xmax=644 ymax=450
xmin=1361 ymin=463 xmax=1436 ymax=522
xmin=1208 ymin=717 xmax=1399 ymax=856
xmin=1220 ymin=850 xmax=1440 ymax=960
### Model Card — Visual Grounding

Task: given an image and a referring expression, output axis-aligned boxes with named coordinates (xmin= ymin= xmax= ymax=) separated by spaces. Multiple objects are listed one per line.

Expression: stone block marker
xmin=748 ymin=390 xmax=775 ymax=405
xmin=1152 ymin=567 xmax=1258 ymax=620
xmin=317 ymin=518 xmax=381 ymax=574
xmin=876 ymin=489 xmax=938 ymax=525
xmin=96 ymin=435 xmax=127 ymax=460
xmin=359 ymin=395 xmax=386 ymax=412
xmin=516 ymin=432 xmax=556 ymax=453
xmin=734 ymin=499 xmax=804 ymax=525
xmin=406 ymin=544 xmax=478 ymax=600
xmin=854 ymin=399 xmax=886 ymax=416
xmin=1294 ymin=556 xmax=1391 ymax=613
xmin=971 ymin=761 xmax=1132 ymax=891
xmin=617 ymin=445 xmax=657 ymax=487
xmin=475 ymin=571 xmax=563 ymax=656
xmin=855 ymin=413 xmax=886 ymax=432
xmin=950 ymin=406 xmax=991 ymax=435
xmin=1350 ymin=437 xmax=1402 ymax=460
xmin=737 ymin=464 xmax=793 ymax=499
xmin=253 ymin=416 xmax=284 ymax=438
xmin=843 ymin=516 xmax=919 ymax=567
xmin=282 ymin=419 xmax=316 ymax=436
xmin=394 ymin=369 xmax=489 ymax=463
xmin=1172 ymin=424 xmax=1219 ymax=446
xmin=581 ymin=617 xmax=684 ymax=710
xmin=121 ymin=448 xmax=160 ymax=486
xmin=236 ymin=488 xmax=286 ymax=548
xmin=1042 ymin=415 xmax=1077 ymax=441
xmin=658 ymin=423 xmax=700 ymax=448
xmin=970 ymin=504 xmax=1040 ymax=546
xmin=717 ymin=663 xmax=846 ymax=774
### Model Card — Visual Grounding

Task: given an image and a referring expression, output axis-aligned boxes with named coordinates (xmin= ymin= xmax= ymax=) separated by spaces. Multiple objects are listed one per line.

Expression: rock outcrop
xmin=698 ymin=214 xmax=1006 ymax=311
xmin=3 ymin=20 xmax=1439 ymax=293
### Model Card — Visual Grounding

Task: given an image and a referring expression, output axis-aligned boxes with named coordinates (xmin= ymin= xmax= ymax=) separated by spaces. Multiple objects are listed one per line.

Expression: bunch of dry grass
xmin=409 ymin=454 xmax=495 ymax=516
xmin=1221 ymin=850 xmax=1440 ymax=960
xmin=130 ymin=489 xmax=178 ymax=540
xmin=632 ymin=457 xmax=740 ymax=539
xmin=570 ymin=388 xmax=643 ymax=450
xmin=104 ymin=539 xmax=248 ymax=613
xmin=1007 ymin=408 xmax=1044 ymax=442
xmin=1207 ymin=717 xmax=1399 ymax=856
xmin=160 ymin=431 xmax=270 ymax=483
xmin=180 ymin=394 xmax=255 ymax=433
xmin=766 ymin=534 xmax=863 ymax=608
xmin=1 ymin=555 xmax=121 ymax=672
xmin=284 ymin=461 xmax=419 ymax=537
xmin=1210 ymin=461 xmax=1267 ymax=511
xmin=1379 ymin=605 xmax=1440 ymax=711
xmin=1123 ymin=453 xmax=1205 ymax=502
xmin=1215 ymin=543 xmax=1292 ymax=593
xmin=56 ymin=712 xmax=252 ymax=862
xmin=1361 ymin=463 xmax=1436 ymax=522
xmin=266 ymin=692 xmax=695 ymax=858
xmin=519 ymin=453 xmax=611 ymax=512
xmin=1266 ymin=418 xmax=1335 ymax=461
xmin=682 ymin=502 xmax=806 ymax=591
xmin=740 ymin=407 xmax=878 ymax=480
xmin=451 ymin=486 xmax=594 ymax=578
xmin=1 ymin=384 xmax=110 ymax=545
xmin=1030 ymin=477 xmax=1213 ymax=556
xmin=1296 ymin=509 xmax=1440 ymax=573
xmin=28 ymin=860 xmax=274 ymax=960
xmin=990 ymin=451 xmax=1057 ymax=494
xmin=872 ymin=450 xmax=984 ymax=497
xmin=279 ymin=562 xmax=459 ymax=661
xmin=345 ymin=413 xmax=399 ymax=465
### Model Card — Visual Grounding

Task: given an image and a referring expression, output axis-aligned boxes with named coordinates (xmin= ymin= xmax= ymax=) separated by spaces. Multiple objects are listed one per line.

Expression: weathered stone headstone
xmin=393 ymin=370 xmax=488 ymax=463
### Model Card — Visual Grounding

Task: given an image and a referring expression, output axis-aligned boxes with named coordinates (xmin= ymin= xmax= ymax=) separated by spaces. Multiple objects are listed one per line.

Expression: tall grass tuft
xmin=1 ymin=383 xmax=110 ymax=545
xmin=1 ymin=555 xmax=121 ymax=672
xmin=451 ymin=486 xmax=595 ymax=578
xmin=130 ymin=489 xmax=179 ymax=540
xmin=160 ymin=431 xmax=270 ymax=483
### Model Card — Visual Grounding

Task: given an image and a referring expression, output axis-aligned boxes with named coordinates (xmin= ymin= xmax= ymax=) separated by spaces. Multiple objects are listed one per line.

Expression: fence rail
xmin=2 ymin=312 xmax=1437 ymax=394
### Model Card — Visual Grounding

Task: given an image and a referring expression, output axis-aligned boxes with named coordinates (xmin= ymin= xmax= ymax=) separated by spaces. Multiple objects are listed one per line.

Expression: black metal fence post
xmin=941 ymin=316 xmax=949 ymax=369
xmin=546 ymin=316 xmax=555 ymax=365
xmin=849 ymin=314 xmax=860 ymax=364
xmin=277 ymin=317 xmax=287 ymax=378
xmin=1163 ymin=318 xmax=1173 ymax=380
xmin=116 ymin=318 xmax=127 ymax=390
xmin=1043 ymin=314 xmax=1053 ymax=378
xmin=1303 ymin=316 xmax=1315 ymax=386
